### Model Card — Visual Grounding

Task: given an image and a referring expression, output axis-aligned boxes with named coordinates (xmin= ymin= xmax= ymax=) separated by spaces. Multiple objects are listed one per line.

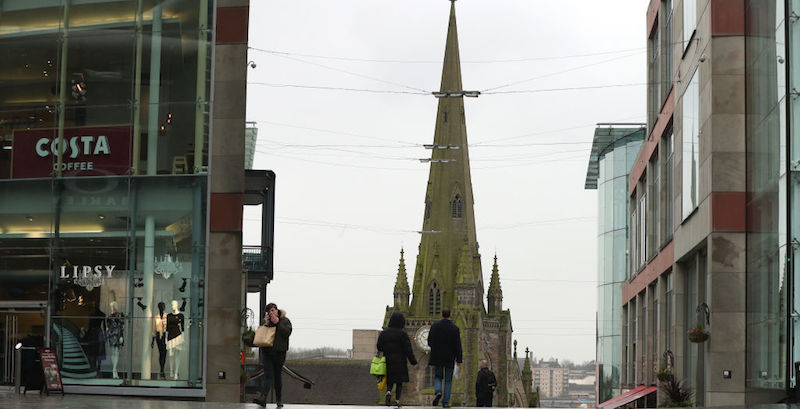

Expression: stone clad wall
xmin=281 ymin=359 xmax=377 ymax=405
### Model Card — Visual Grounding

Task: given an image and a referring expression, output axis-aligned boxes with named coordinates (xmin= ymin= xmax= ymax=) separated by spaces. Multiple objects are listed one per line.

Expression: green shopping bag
xmin=370 ymin=355 xmax=386 ymax=376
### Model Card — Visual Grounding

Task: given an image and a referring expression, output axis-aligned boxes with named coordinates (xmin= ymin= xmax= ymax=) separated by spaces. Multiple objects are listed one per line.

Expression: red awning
xmin=597 ymin=385 xmax=656 ymax=409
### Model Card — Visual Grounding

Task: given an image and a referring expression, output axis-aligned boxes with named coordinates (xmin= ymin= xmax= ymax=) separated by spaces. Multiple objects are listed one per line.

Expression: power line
xmin=247 ymin=80 xmax=647 ymax=97
xmin=482 ymin=51 xmax=645 ymax=92
xmin=248 ymin=81 xmax=428 ymax=95
xmin=264 ymin=50 xmax=429 ymax=93
xmin=484 ymin=82 xmax=647 ymax=95
xmin=247 ymin=215 xmax=598 ymax=235
xmin=472 ymin=114 xmax=645 ymax=144
xmin=255 ymin=149 xmax=424 ymax=172
xmin=248 ymin=46 xmax=646 ymax=64
xmin=253 ymin=120 xmax=420 ymax=146
xmin=270 ymin=269 xmax=597 ymax=284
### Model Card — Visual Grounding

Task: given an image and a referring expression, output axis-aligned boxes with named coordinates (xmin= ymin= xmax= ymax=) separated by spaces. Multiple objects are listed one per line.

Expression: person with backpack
xmin=377 ymin=311 xmax=417 ymax=407
xmin=475 ymin=360 xmax=497 ymax=407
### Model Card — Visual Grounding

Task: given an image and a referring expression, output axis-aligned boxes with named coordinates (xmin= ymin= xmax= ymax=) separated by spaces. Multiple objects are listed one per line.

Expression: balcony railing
xmin=242 ymin=245 xmax=269 ymax=273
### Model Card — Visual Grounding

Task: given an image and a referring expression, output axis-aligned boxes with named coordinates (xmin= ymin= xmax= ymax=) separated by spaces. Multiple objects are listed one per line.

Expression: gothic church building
xmin=384 ymin=3 xmax=527 ymax=406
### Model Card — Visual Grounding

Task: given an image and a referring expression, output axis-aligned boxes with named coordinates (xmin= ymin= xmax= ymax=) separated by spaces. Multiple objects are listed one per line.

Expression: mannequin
xmin=106 ymin=301 xmax=125 ymax=378
xmin=166 ymin=299 xmax=185 ymax=380
xmin=151 ymin=302 xmax=167 ymax=379
xmin=87 ymin=300 xmax=106 ymax=371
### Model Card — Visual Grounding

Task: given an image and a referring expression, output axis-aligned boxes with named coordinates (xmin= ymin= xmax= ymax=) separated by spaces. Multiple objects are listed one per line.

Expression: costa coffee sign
xmin=12 ymin=126 xmax=132 ymax=178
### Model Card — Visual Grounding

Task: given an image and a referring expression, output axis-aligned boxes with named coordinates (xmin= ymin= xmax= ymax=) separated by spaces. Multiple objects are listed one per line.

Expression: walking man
xmin=427 ymin=309 xmax=462 ymax=408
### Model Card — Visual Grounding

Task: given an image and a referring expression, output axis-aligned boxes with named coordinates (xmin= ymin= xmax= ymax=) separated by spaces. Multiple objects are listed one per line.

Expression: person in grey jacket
xmin=254 ymin=303 xmax=292 ymax=407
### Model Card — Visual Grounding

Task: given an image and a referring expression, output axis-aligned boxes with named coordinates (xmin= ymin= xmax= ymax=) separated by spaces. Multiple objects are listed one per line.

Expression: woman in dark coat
xmin=377 ymin=311 xmax=417 ymax=407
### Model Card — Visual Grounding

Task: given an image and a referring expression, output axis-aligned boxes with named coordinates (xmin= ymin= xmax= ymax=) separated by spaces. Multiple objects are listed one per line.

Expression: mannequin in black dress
xmin=166 ymin=299 xmax=185 ymax=380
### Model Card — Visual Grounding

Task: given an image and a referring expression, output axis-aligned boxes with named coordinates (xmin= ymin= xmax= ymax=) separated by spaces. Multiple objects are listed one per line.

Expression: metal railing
xmin=242 ymin=246 xmax=269 ymax=272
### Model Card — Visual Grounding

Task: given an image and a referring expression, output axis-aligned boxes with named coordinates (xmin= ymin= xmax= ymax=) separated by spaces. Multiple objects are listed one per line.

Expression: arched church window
xmin=425 ymin=196 xmax=431 ymax=220
xmin=451 ymin=194 xmax=463 ymax=218
xmin=428 ymin=281 xmax=441 ymax=316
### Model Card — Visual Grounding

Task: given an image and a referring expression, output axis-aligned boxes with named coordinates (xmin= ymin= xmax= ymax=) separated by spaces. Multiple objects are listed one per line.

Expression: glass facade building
xmin=0 ymin=0 xmax=215 ymax=391
xmin=745 ymin=0 xmax=796 ymax=394
xmin=585 ymin=125 xmax=644 ymax=403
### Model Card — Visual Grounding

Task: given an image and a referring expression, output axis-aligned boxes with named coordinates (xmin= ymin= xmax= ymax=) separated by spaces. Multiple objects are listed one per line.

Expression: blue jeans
xmin=433 ymin=366 xmax=454 ymax=404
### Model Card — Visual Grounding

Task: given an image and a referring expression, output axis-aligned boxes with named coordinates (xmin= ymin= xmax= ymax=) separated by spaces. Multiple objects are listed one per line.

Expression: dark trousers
xmin=387 ymin=382 xmax=403 ymax=400
xmin=477 ymin=392 xmax=493 ymax=407
xmin=260 ymin=350 xmax=287 ymax=402
xmin=155 ymin=333 xmax=167 ymax=374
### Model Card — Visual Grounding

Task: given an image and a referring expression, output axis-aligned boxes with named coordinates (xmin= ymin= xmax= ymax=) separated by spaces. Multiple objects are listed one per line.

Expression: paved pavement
xmin=0 ymin=388 xmax=389 ymax=409
xmin=0 ymin=387 xmax=258 ymax=409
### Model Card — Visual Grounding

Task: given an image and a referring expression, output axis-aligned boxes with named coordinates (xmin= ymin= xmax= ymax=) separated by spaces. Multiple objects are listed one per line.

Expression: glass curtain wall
xmin=744 ymin=0 xmax=788 ymax=390
xmin=595 ymin=129 xmax=643 ymax=402
xmin=0 ymin=0 xmax=212 ymax=389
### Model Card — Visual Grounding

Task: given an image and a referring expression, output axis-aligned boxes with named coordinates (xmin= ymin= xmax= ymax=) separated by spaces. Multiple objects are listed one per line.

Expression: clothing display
xmin=85 ymin=307 xmax=106 ymax=369
xmin=107 ymin=312 xmax=125 ymax=348
xmin=155 ymin=332 xmax=167 ymax=375
xmin=154 ymin=311 xmax=168 ymax=376
xmin=166 ymin=312 xmax=184 ymax=349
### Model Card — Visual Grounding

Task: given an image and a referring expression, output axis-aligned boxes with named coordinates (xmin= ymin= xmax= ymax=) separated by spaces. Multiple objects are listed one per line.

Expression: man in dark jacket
xmin=475 ymin=360 xmax=497 ymax=407
xmin=254 ymin=303 xmax=292 ymax=408
xmin=427 ymin=309 xmax=462 ymax=408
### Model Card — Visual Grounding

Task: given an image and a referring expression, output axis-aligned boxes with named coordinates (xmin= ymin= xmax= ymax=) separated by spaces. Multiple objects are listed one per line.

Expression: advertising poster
xmin=11 ymin=125 xmax=132 ymax=178
xmin=39 ymin=348 xmax=64 ymax=393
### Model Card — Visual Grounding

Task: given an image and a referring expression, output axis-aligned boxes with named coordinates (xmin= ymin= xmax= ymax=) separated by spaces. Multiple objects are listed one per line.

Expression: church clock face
xmin=415 ymin=326 xmax=431 ymax=352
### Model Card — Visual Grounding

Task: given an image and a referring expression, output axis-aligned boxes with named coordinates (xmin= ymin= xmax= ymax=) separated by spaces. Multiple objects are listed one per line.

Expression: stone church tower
xmin=384 ymin=2 xmax=526 ymax=406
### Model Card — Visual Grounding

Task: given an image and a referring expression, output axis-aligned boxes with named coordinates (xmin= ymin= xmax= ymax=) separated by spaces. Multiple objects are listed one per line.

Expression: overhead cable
xmin=265 ymin=51 xmax=428 ymax=93
xmin=482 ymin=51 xmax=645 ymax=92
xmin=248 ymin=45 xmax=646 ymax=64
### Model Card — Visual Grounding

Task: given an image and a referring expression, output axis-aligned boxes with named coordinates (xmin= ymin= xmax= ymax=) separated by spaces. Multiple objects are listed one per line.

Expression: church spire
xmin=393 ymin=248 xmax=410 ymax=310
xmin=522 ymin=347 xmax=533 ymax=397
xmin=487 ymin=254 xmax=503 ymax=314
xmin=440 ymin=0 xmax=463 ymax=94
xmin=409 ymin=0 xmax=482 ymax=317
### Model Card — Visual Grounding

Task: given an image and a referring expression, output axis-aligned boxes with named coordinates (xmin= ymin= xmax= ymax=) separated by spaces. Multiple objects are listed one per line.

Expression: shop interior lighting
xmin=25 ymin=216 xmax=33 ymax=222
xmin=97 ymin=214 xmax=105 ymax=220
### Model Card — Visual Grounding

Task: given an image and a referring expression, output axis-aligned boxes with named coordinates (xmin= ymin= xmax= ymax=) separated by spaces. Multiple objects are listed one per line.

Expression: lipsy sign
xmin=60 ymin=265 xmax=116 ymax=279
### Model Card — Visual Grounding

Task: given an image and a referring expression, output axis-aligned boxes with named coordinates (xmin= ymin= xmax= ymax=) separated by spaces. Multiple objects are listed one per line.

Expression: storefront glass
xmin=0 ymin=0 xmax=212 ymax=391
xmin=744 ymin=0 xmax=788 ymax=390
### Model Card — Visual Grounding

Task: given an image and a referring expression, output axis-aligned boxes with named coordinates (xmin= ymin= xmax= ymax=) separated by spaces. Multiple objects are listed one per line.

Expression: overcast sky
xmin=243 ymin=0 xmax=646 ymax=364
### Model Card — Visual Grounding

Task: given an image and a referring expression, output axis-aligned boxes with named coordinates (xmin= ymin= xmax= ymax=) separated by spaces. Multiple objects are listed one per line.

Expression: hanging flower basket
xmin=242 ymin=329 xmax=256 ymax=347
xmin=656 ymin=370 xmax=675 ymax=383
xmin=687 ymin=324 xmax=709 ymax=343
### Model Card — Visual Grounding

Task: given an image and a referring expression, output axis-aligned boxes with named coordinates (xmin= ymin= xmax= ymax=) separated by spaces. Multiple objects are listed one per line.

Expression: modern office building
xmin=0 ymin=0 xmax=259 ymax=401
xmin=585 ymin=125 xmax=645 ymax=404
xmin=605 ymin=0 xmax=798 ymax=407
